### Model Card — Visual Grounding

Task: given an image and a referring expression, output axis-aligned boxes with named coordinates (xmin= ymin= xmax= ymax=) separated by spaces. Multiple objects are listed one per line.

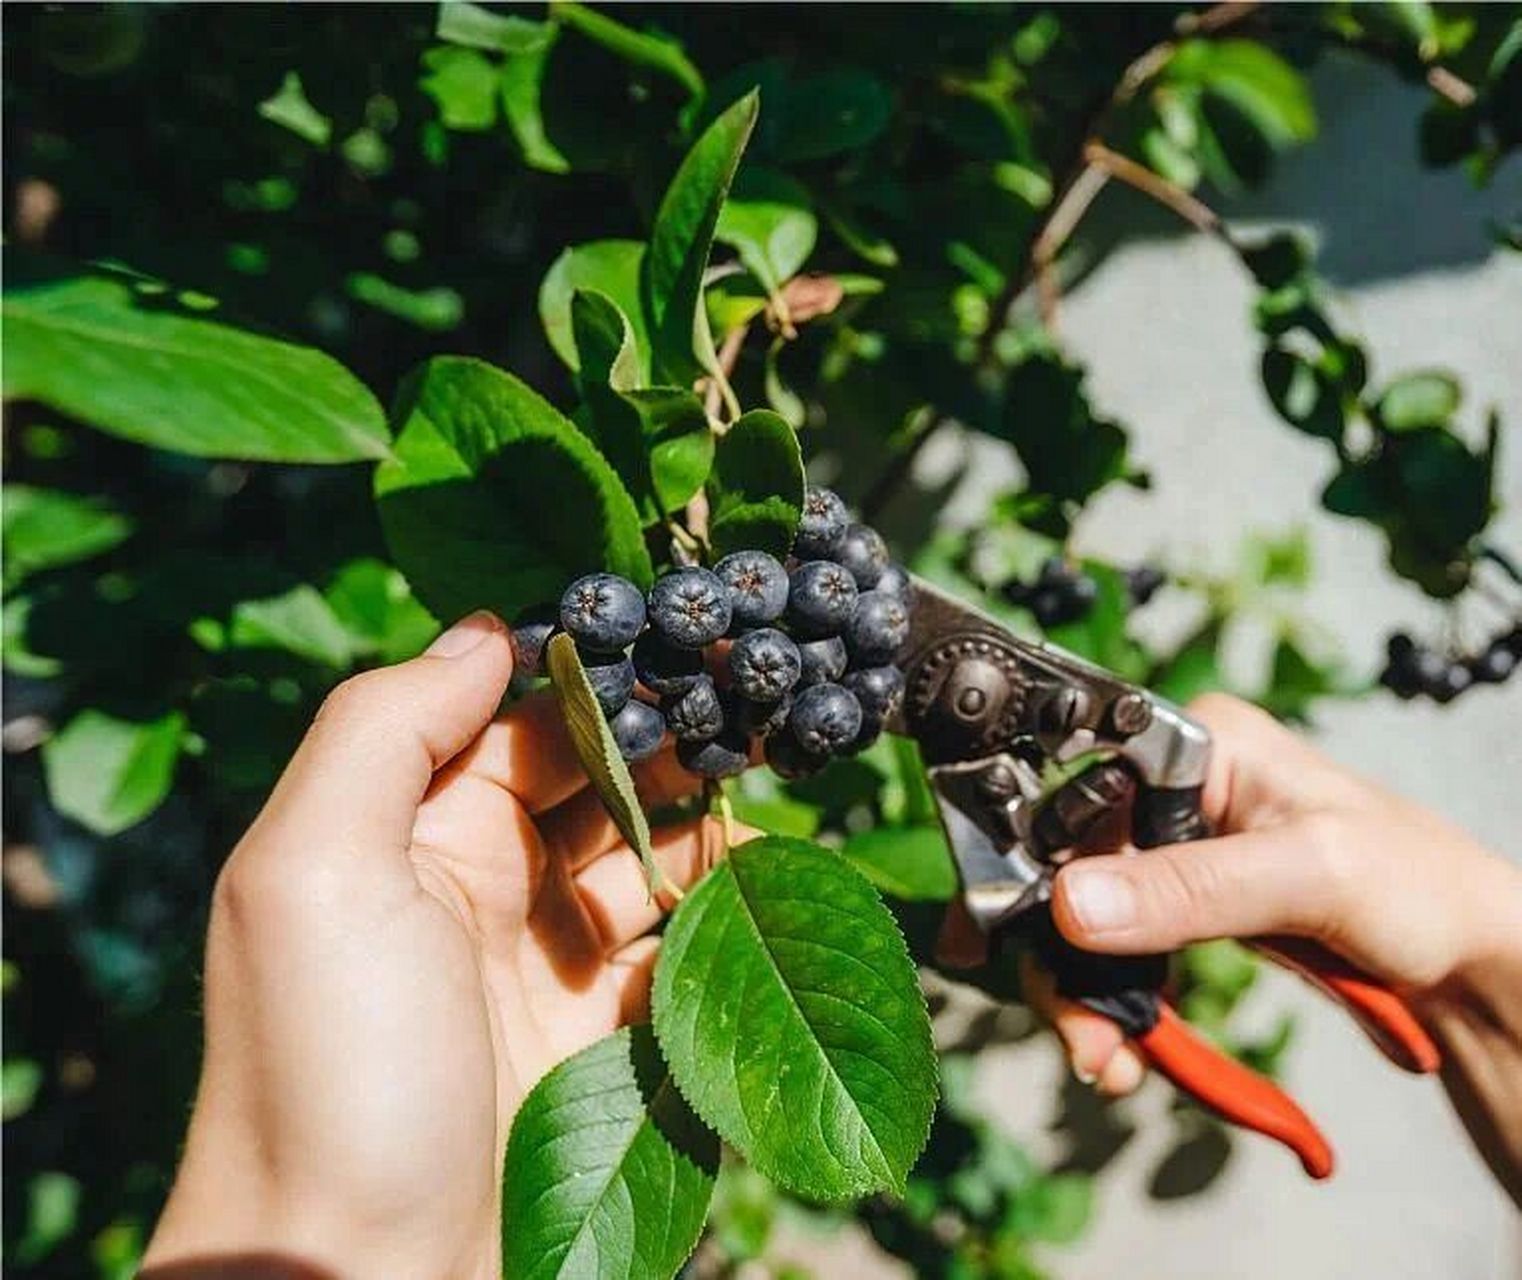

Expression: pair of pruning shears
xmin=886 ymin=576 xmax=1440 ymax=1178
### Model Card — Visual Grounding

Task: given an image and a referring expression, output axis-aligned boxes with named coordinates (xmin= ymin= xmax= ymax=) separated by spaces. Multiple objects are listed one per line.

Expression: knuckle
xmin=1186 ymin=691 xmax=1270 ymax=739
xmin=1296 ymin=810 xmax=1361 ymax=926
xmin=315 ymin=668 xmax=400 ymax=732
xmin=1143 ymin=847 xmax=1227 ymax=943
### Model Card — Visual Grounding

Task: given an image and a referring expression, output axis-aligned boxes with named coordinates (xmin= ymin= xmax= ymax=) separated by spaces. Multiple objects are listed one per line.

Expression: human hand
xmin=143 ymin=612 xmax=745 ymax=1279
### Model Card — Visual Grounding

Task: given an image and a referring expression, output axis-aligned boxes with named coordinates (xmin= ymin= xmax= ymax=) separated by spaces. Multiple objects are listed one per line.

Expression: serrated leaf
xmin=376 ymin=357 xmax=653 ymax=624
xmin=41 ymin=709 xmax=185 ymax=836
xmin=642 ymin=92 xmax=759 ymax=385
xmin=546 ymin=632 xmax=656 ymax=884
xmin=716 ymin=167 xmax=817 ymax=296
xmin=705 ymin=409 xmax=804 ymax=559
xmin=1377 ymin=371 xmax=1461 ymax=432
xmin=572 ymin=289 xmax=714 ymax=522
xmin=501 ymin=1025 xmax=717 ymax=1280
xmin=552 ymin=1 xmax=704 ymax=102
xmin=652 ymin=836 xmax=937 ymax=1200
xmin=3 ymin=485 xmax=132 ymax=590
xmin=841 ymin=825 xmax=957 ymax=902
xmin=540 ymin=241 xmax=649 ymax=375
xmin=2 ymin=257 xmax=388 ymax=463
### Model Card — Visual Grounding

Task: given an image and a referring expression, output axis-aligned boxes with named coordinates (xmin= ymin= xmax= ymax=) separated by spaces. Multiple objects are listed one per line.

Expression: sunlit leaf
xmin=42 ymin=709 xmax=185 ymax=836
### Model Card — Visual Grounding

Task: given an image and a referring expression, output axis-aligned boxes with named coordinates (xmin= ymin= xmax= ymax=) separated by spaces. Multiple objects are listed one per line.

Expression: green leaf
xmin=540 ymin=240 xmax=649 ymax=375
xmin=572 ymin=289 xmax=715 ymax=521
xmin=705 ymin=409 xmax=805 ymax=559
xmin=419 ymin=45 xmax=500 ymax=131
xmin=1045 ymin=564 xmax=1148 ymax=682
xmin=324 ymin=557 xmax=440 ymax=663
xmin=437 ymin=2 xmax=553 ymax=54
xmin=257 ymin=71 xmax=332 ymax=147
xmin=1240 ymin=232 xmax=1311 ymax=290
xmin=1151 ymin=622 xmax=1224 ymax=705
xmin=14 ymin=1172 xmax=80 ymax=1266
xmin=229 ymin=584 xmax=355 ymax=669
xmin=642 ymin=92 xmax=759 ymax=385
xmin=1260 ymin=347 xmax=1346 ymax=440
xmin=716 ymin=167 xmax=817 ymax=296
xmin=1181 ymin=940 xmax=1259 ymax=1000
xmin=2 ymin=259 xmax=388 ymax=463
xmin=2 ymin=485 xmax=132 ymax=590
xmin=3 ymin=1059 xmax=43 ymax=1120
xmin=841 ymin=825 xmax=957 ymax=902
xmin=41 ymin=709 xmax=185 ymax=836
xmin=652 ymin=836 xmax=937 ymax=1200
xmin=545 ymin=633 xmax=656 ymax=884
xmin=770 ymin=69 xmax=893 ymax=163
xmin=1377 ymin=371 xmax=1461 ymax=432
xmin=1009 ymin=1172 xmax=1093 ymax=1244
xmin=500 ymin=23 xmax=571 ymax=173
xmin=2 ymin=596 xmax=62 ymax=678
xmin=376 ymin=356 xmax=653 ymax=624
xmin=501 ymin=1025 xmax=718 ymax=1280
xmin=1258 ymin=633 xmax=1342 ymax=723
xmin=346 ymin=273 xmax=464 ymax=332
xmin=551 ymin=1 xmax=704 ymax=102
xmin=1169 ymin=40 xmax=1316 ymax=146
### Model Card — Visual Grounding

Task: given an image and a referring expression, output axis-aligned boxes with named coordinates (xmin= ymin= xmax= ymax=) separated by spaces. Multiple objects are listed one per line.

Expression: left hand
xmin=144 ymin=611 xmax=744 ymax=1279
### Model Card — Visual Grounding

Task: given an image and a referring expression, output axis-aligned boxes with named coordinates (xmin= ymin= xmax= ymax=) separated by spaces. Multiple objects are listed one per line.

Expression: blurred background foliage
xmin=3 ymin=2 xmax=1517 ymax=1275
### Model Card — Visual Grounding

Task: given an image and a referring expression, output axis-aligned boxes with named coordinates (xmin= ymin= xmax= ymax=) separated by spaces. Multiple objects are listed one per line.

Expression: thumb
xmin=1051 ymin=823 xmax=1348 ymax=955
xmin=256 ymin=610 xmax=515 ymax=856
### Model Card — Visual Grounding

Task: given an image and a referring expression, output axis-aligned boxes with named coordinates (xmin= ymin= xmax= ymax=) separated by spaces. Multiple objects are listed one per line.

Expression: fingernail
xmin=425 ymin=610 xmax=502 ymax=658
xmin=1073 ymin=1064 xmax=1098 ymax=1086
xmin=1064 ymin=868 xmax=1136 ymax=935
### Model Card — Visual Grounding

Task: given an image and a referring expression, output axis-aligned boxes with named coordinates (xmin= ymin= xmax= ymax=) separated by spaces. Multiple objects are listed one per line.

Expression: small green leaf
xmin=1261 ymin=347 xmax=1346 ymax=440
xmin=540 ymin=240 xmax=649 ymax=375
xmin=501 ymin=1025 xmax=717 ymax=1280
xmin=2 ymin=596 xmax=62 ymax=678
xmin=551 ymin=1 xmax=704 ymax=102
xmin=2 ymin=485 xmax=132 ymax=590
xmin=42 ymin=709 xmax=185 ymax=836
xmin=642 ymin=92 xmax=759 ymax=385
xmin=15 ymin=1172 xmax=80 ymax=1266
xmin=437 ymin=1 xmax=553 ymax=54
xmin=716 ymin=167 xmax=817 ymax=296
xmin=652 ymin=836 xmax=937 ymax=1200
xmin=841 ymin=825 xmax=957 ymax=902
xmin=3 ymin=1059 xmax=43 ymax=1120
xmin=1150 ymin=622 xmax=1224 ymax=705
xmin=1240 ymin=232 xmax=1310 ymax=290
xmin=770 ymin=69 xmax=893 ymax=163
xmin=572 ymin=290 xmax=715 ymax=521
xmin=705 ymin=409 xmax=805 ymax=559
xmin=419 ymin=45 xmax=500 ymax=131
xmin=1045 ymin=565 xmax=1148 ymax=682
xmin=1181 ymin=940 xmax=1259 ymax=1000
xmin=545 ymin=633 xmax=656 ymax=883
xmin=346 ymin=273 xmax=464 ymax=332
xmin=500 ymin=23 xmax=570 ymax=173
xmin=229 ymin=584 xmax=355 ymax=669
xmin=376 ymin=356 xmax=653 ymax=624
xmin=2 ymin=258 xmax=389 ymax=463
xmin=1169 ymin=40 xmax=1316 ymax=146
xmin=1377 ymin=371 xmax=1461 ymax=432
xmin=257 ymin=71 xmax=332 ymax=147
xmin=324 ymin=557 xmax=440 ymax=663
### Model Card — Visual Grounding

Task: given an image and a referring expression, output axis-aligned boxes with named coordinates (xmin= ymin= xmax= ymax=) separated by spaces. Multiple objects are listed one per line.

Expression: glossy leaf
xmin=545 ymin=633 xmax=656 ymax=884
xmin=2 ymin=485 xmax=132 ymax=590
xmin=641 ymin=92 xmax=759 ymax=385
xmin=419 ymin=46 xmax=499 ymax=131
xmin=41 ymin=709 xmax=185 ymax=836
xmin=716 ymin=167 xmax=817 ymax=295
xmin=540 ymin=240 xmax=648 ymax=375
xmin=572 ymin=289 xmax=714 ymax=521
xmin=2 ymin=260 xmax=389 ymax=463
xmin=705 ymin=409 xmax=805 ymax=559
xmin=841 ymin=825 xmax=957 ymax=902
xmin=501 ymin=1025 xmax=717 ymax=1280
xmin=652 ymin=836 xmax=937 ymax=1200
xmin=323 ymin=557 xmax=440 ymax=663
xmin=375 ymin=356 xmax=653 ymax=624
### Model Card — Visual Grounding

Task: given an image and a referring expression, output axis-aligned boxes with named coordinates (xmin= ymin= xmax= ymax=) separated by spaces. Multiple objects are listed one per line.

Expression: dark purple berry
xmin=846 ymin=591 xmax=910 ymax=665
xmin=1504 ymin=626 xmax=1522 ymax=659
xmin=1126 ymin=565 xmax=1166 ymax=607
xmin=797 ymin=636 xmax=848 ymax=687
xmin=678 ymin=728 xmax=750 ymax=778
xmin=1029 ymin=586 xmax=1069 ymax=628
xmin=765 ymin=731 xmax=828 ymax=780
xmin=731 ymin=691 xmax=792 ymax=739
xmin=875 ymin=563 xmax=913 ymax=603
xmin=788 ymin=682 xmax=863 ymax=756
xmin=611 ymin=700 xmax=666 ymax=763
xmin=842 ymin=665 xmax=906 ymax=723
xmin=714 ymin=550 xmax=789 ymax=629
xmin=787 ymin=561 xmax=858 ymax=639
xmin=1428 ymin=661 xmax=1472 ymax=704
xmin=510 ymin=613 xmax=556 ymax=680
xmin=833 ymin=522 xmax=889 ymax=589
xmin=648 ymin=567 xmax=731 ymax=649
xmin=1067 ymin=573 xmax=1098 ymax=615
xmin=632 ymin=631 xmax=704 ymax=696
xmin=662 ymin=674 xmax=724 ymax=741
xmin=1385 ymin=632 xmax=1416 ymax=663
xmin=794 ymin=486 xmax=849 ymax=559
xmin=581 ymin=648 xmax=635 ymax=717
xmin=1469 ymin=641 xmax=1517 ymax=685
xmin=729 ymin=628 xmax=802 ymax=701
xmin=1038 ymin=556 xmax=1075 ymax=588
xmin=1379 ymin=660 xmax=1421 ymax=701
xmin=560 ymin=573 xmax=646 ymax=653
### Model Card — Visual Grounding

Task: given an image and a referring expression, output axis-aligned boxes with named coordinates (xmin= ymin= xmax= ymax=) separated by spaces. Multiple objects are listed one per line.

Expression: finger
xmin=1096 ymin=1045 xmax=1148 ymax=1097
xmin=1019 ymin=953 xmax=1127 ymax=1084
xmin=539 ymin=745 xmax=704 ymax=873
xmin=574 ymin=817 xmax=761 ymax=951
xmin=449 ymin=690 xmax=589 ymax=814
xmin=254 ymin=612 xmax=514 ymax=856
xmin=1052 ymin=823 xmax=1349 ymax=956
xmin=608 ymin=934 xmax=662 ymax=1023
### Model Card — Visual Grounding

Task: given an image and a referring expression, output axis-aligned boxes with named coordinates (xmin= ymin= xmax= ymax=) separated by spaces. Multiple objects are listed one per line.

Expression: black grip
xmin=1132 ymin=784 xmax=1210 ymax=849
xmin=1028 ymin=906 xmax=1166 ymax=1038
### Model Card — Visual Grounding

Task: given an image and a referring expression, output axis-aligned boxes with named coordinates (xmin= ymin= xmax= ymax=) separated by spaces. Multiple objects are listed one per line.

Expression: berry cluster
xmin=512 ymin=488 xmax=913 ymax=779
xmin=1002 ymin=557 xmax=1163 ymax=627
xmin=1379 ymin=625 xmax=1521 ymax=703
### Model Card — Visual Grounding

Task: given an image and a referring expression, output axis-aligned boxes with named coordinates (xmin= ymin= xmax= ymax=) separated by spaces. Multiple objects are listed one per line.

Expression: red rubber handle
xmin=1136 ymin=1004 xmax=1336 ymax=1180
xmin=1254 ymin=936 xmax=1440 ymax=1075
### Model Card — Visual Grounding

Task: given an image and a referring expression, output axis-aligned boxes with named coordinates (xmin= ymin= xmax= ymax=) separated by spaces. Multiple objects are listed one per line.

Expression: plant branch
xmin=1084 ymin=142 xmax=1234 ymax=245
xmin=704 ymin=322 xmax=749 ymax=422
